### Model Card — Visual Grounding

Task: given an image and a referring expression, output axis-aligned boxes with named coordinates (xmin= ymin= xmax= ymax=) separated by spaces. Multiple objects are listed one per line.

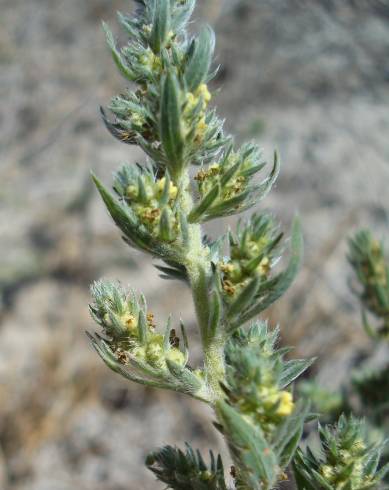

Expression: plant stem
xmin=178 ymin=170 xmax=225 ymax=402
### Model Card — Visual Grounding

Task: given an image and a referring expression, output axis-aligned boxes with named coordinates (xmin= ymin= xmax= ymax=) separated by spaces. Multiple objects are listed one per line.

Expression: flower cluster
xmin=223 ymin=323 xmax=311 ymax=434
xmin=214 ymin=322 xmax=312 ymax=489
xmin=294 ymin=415 xmax=389 ymax=490
xmin=88 ymin=280 xmax=206 ymax=400
xmin=219 ymin=214 xmax=282 ymax=299
xmin=189 ymin=144 xmax=279 ymax=223
xmin=348 ymin=230 xmax=389 ymax=339
xmin=146 ymin=443 xmax=227 ymax=490
xmin=90 ymin=280 xmax=185 ymax=367
xmin=102 ymin=1 xmax=226 ymax=176
xmin=114 ymin=163 xmax=180 ymax=243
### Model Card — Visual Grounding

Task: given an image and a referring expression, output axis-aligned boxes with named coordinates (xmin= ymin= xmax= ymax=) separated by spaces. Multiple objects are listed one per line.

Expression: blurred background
xmin=1 ymin=0 xmax=389 ymax=488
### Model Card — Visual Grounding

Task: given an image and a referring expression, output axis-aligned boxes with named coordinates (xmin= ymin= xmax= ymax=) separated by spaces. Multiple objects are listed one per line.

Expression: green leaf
xmin=137 ymin=175 xmax=149 ymax=203
xmin=102 ymin=22 xmax=134 ymax=81
xmin=146 ymin=443 xmax=228 ymax=490
xmin=171 ymin=0 xmax=196 ymax=32
xmin=160 ymin=72 xmax=185 ymax=177
xmin=86 ymin=333 xmax=173 ymax=390
xmin=92 ymin=174 xmax=142 ymax=246
xmin=92 ymin=173 xmax=174 ymax=259
xmin=204 ymin=188 xmax=251 ymax=220
xmin=165 ymin=360 xmax=203 ymax=394
xmin=188 ymin=184 xmax=220 ymax=223
xmin=279 ymin=358 xmax=316 ymax=388
xmin=215 ymin=401 xmax=277 ymax=490
xmin=150 ymin=0 xmax=170 ymax=53
xmin=236 ymin=216 xmax=303 ymax=325
xmin=155 ymin=263 xmax=188 ymax=282
xmin=227 ymin=276 xmax=260 ymax=321
xmin=137 ymin=310 xmax=148 ymax=344
xmin=159 ymin=171 xmax=172 ymax=206
xmin=160 ymin=207 xmax=173 ymax=241
xmin=208 ymin=288 xmax=223 ymax=340
xmin=273 ymin=401 xmax=310 ymax=468
xmin=163 ymin=315 xmax=173 ymax=352
xmin=184 ymin=26 xmax=215 ymax=92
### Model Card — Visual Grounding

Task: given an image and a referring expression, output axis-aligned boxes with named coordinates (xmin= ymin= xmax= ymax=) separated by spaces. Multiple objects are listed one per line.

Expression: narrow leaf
xmin=188 ymin=184 xmax=220 ymax=223
xmin=208 ymin=288 xmax=223 ymax=339
xmin=216 ymin=401 xmax=277 ymax=489
xmin=227 ymin=276 xmax=260 ymax=320
xmin=160 ymin=72 xmax=185 ymax=177
xmin=160 ymin=207 xmax=173 ymax=241
xmin=280 ymin=358 xmax=316 ymax=388
xmin=184 ymin=26 xmax=215 ymax=92
xmin=102 ymin=22 xmax=134 ymax=81
xmin=237 ymin=216 xmax=303 ymax=325
xmin=150 ymin=0 xmax=170 ymax=53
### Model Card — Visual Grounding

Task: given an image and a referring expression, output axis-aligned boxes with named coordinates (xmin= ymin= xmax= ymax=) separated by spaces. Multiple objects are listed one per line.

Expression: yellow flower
xmin=120 ymin=311 xmax=137 ymax=332
xmin=165 ymin=348 xmax=185 ymax=366
xmin=140 ymin=206 xmax=161 ymax=223
xmin=146 ymin=342 xmax=164 ymax=366
xmin=131 ymin=112 xmax=145 ymax=127
xmin=127 ymin=184 xmax=138 ymax=199
xmin=139 ymin=49 xmax=161 ymax=72
xmin=196 ymin=83 xmax=212 ymax=104
xmin=257 ymin=257 xmax=270 ymax=276
xmin=132 ymin=346 xmax=146 ymax=360
xmin=275 ymin=391 xmax=294 ymax=417
xmin=142 ymin=24 xmax=152 ymax=34
xmin=156 ymin=177 xmax=178 ymax=200
xmin=194 ymin=116 xmax=207 ymax=142
xmin=320 ymin=465 xmax=335 ymax=481
xmin=261 ymin=388 xmax=294 ymax=417
xmin=185 ymin=92 xmax=197 ymax=111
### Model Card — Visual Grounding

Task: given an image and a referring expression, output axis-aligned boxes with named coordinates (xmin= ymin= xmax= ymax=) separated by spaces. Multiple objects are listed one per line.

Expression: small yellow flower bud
xmin=120 ymin=312 xmax=137 ymax=331
xmin=147 ymin=312 xmax=156 ymax=328
xmin=320 ymin=465 xmax=335 ymax=481
xmin=257 ymin=257 xmax=270 ymax=276
xmin=209 ymin=163 xmax=219 ymax=175
xmin=145 ymin=334 xmax=165 ymax=367
xmin=165 ymin=348 xmax=185 ymax=366
xmin=141 ymin=206 xmax=161 ymax=223
xmin=246 ymin=240 xmax=260 ymax=256
xmin=219 ymin=262 xmax=234 ymax=274
xmin=196 ymin=83 xmax=212 ymax=104
xmin=193 ymin=369 xmax=205 ymax=380
xmin=196 ymin=116 xmax=207 ymax=137
xmin=139 ymin=52 xmax=151 ymax=65
xmin=103 ymin=312 xmax=112 ymax=326
xmin=132 ymin=346 xmax=146 ymax=360
xmin=201 ymin=470 xmax=212 ymax=481
xmin=156 ymin=177 xmax=178 ymax=200
xmin=142 ymin=24 xmax=152 ymax=34
xmin=131 ymin=113 xmax=145 ymax=127
xmin=146 ymin=341 xmax=164 ymax=366
xmin=127 ymin=184 xmax=138 ymax=199
xmin=275 ymin=391 xmax=294 ymax=416
xmin=222 ymin=279 xmax=236 ymax=296
xmin=339 ymin=449 xmax=352 ymax=464
xmin=185 ymin=92 xmax=196 ymax=110
xmin=351 ymin=439 xmax=366 ymax=454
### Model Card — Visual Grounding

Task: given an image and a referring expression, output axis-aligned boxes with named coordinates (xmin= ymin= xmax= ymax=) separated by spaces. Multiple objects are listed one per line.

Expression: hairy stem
xmin=177 ymin=171 xmax=225 ymax=402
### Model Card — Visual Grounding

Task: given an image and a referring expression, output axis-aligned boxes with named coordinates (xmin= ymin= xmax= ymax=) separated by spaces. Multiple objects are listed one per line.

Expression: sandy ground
xmin=1 ymin=0 xmax=389 ymax=488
